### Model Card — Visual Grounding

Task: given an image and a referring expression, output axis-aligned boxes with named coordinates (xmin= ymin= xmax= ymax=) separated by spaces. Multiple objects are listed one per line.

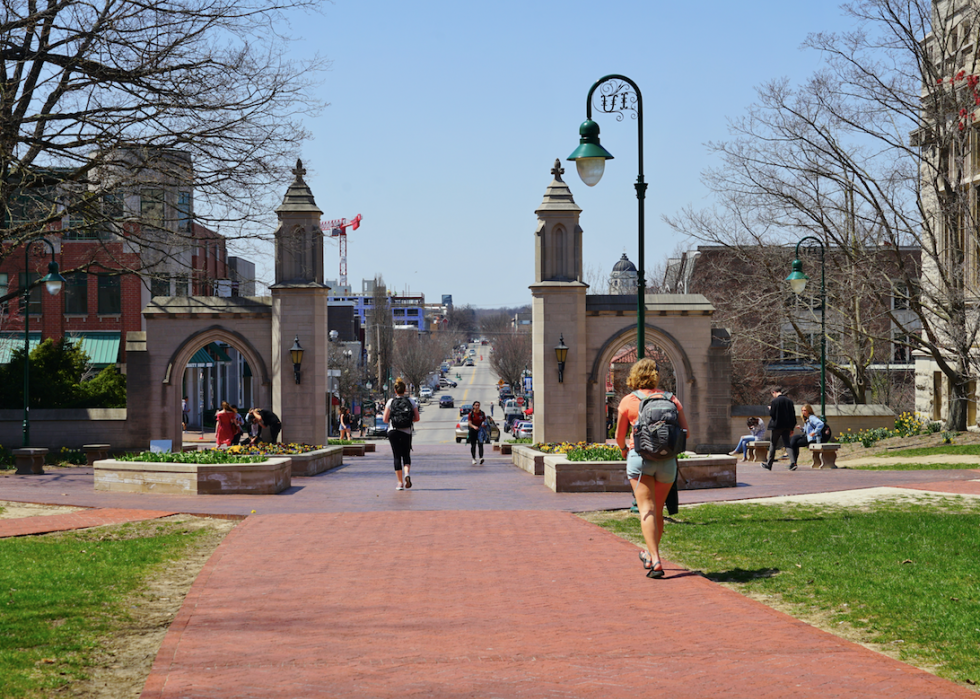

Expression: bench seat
xmin=808 ymin=443 xmax=841 ymax=469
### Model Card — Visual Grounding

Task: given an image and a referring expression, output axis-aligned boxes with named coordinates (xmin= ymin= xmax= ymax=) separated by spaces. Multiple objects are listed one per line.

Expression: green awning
xmin=208 ymin=342 xmax=232 ymax=362
xmin=0 ymin=333 xmax=40 ymax=363
xmin=187 ymin=348 xmax=215 ymax=368
xmin=66 ymin=332 xmax=120 ymax=367
xmin=243 ymin=361 xmax=252 ymax=378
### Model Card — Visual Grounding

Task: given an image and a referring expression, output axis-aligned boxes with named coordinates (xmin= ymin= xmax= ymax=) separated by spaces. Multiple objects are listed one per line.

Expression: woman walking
xmin=468 ymin=401 xmax=487 ymax=464
xmin=615 ymin=359 xmax=689 ymax=579
xmin=214 ymin=401 xmax=238 ymax=446
xmin=383 ymin=378 xmax=420 ymax=490
xmin=339 ymin=407 xmax=352 ymax=440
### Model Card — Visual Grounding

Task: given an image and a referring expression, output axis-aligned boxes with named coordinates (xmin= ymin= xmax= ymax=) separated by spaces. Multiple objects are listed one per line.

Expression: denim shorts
xmin=626 ymin=449 xmax=678 ymax=483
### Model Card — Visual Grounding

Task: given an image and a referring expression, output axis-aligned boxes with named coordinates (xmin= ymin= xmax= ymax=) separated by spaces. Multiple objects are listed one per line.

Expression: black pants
xmin=765 ymin=428 xmax=793 ymax=467
xmin=789 ymin=433 xmax=811 ymax=465
xmin=388 ymin=429 xmax=413 ymax=471
xmin=468 ymin=428 xmax=483 ymax=459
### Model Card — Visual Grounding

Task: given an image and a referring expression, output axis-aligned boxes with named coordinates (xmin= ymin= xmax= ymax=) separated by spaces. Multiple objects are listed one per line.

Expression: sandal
xmin=647 ymin=563 xmax=665 ymax=579
xmin=638 ymin=551 xmax=654 ymax=570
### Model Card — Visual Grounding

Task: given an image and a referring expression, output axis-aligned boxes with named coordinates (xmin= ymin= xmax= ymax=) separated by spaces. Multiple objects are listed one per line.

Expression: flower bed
xmin=119 ymin=451 xmax=264 ymax=464
xmin=222 ymin=443 xmax=324 ymax=456
xmin=94 ymin=456 xmax=291 ymax=495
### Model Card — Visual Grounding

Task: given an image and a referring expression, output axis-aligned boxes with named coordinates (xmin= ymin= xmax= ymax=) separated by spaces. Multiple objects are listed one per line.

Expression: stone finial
xmin=293 ymin=158 xmax=307 ymax=182
xmin=551 ymin=158 xmax=565 ymax=182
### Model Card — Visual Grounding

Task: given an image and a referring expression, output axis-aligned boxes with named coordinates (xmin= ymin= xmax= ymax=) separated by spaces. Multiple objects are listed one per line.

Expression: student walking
xmin=762 ymin=388 xmax=797 ymax=471
xmin=383 ymin=378 xmax=420 ymax=490
xmin=468 ymin=401 xmax=487 ymax=464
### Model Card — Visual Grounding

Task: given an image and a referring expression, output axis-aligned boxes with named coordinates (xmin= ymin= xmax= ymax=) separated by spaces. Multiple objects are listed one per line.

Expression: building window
xmin=893 ymin=330 xmax=914 ymax=364
xmin=779 ymin=332 xmax=819 ymax=364
xmin=177 ymin=191 xmax=192 ymax=232
xmin=174 ymin=275 xmax=189 ymax=297
xmin=892 ymin=282 xmax=909 ymax=310
xmin=150 ymin=275 xmax=170 ymax=298
xmin=63 ymin=272 xmax=88 ymax=315
xmin=0 ymin=273 xmax=7 ymax=315
xmin=19 ymin=273 xmax=42 ymax=315
xmin=141 ymin=189 xmax=165 ymax=228
xmin=97 ymin=275 xmax=121 ymax=315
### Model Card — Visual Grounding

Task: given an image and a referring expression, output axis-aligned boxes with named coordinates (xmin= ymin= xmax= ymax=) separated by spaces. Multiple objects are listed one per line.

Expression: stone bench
xmin=341 ymin=444 xmax=366 ymax=457
xmin=363 ymin=442 xmax=376 ymax=453
xmin=13 ymin=448 xmax=47 ymax=475
xmin=809 ymin=443 xmax=841 ymax=469
xmin=82 ymin=444 xmax=111 ymax=466
xmin=747 ymin=441 xmax=770 ymax=462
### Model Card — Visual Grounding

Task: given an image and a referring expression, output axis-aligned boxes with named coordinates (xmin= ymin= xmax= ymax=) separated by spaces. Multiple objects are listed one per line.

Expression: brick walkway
xmin=140 ymin=511 xmax=978 ymax=699
xmin=0 ymin=507 xmax=177 ymax=538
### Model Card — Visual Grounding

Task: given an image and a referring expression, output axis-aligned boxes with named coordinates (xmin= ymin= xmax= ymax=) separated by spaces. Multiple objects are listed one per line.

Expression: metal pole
xmin=584 ymin=74 xmax=645 ymax=359
xmin=22 ymin=244 xmax=30 ymax=447
xmin=793 ymin=237 xmax=827 ymax=422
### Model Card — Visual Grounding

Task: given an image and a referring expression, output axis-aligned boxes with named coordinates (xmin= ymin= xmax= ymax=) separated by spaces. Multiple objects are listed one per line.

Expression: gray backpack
xmin=632 ymin=391 xmax=685 ymax=461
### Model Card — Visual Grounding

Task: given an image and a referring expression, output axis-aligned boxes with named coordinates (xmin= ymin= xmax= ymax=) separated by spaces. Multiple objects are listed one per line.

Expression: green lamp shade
xmin=568 ymin=120 xmax=614 ymax=187
xmin=41 ymin=260 xmax=67 ymax=296
xmin=786 ymin=259 xmax=809 ymax=295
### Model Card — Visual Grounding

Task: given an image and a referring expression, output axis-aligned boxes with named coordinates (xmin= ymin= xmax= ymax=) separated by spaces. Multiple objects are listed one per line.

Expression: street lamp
xmin=20 ymin=239 xmax=66 ymax=446
xmin=786 ymin=236 xmax=827 ymax=421
xmin=568 ymin=74 xmax=647 ymax=359
xmin=289 ymin=336 xmax=304 ymax=384
xmin=554 ymin=334 xmax=569 ymax=383
xmin=327 ymin=329 xmax=339 ymax=438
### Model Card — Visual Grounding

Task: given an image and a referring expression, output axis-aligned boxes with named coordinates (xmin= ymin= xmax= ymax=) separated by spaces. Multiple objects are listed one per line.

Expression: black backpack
xmin=389 ymin=396 xmax=414 ymax=429
xmin=820 ymin=420 xmax=833 ymax=443
xmin=632 ymin=391 xmax=685 ymax=461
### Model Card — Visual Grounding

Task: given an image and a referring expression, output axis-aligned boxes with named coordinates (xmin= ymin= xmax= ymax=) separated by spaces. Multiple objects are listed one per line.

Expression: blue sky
xmin=256 ymin=0 xmax=857 ymax=308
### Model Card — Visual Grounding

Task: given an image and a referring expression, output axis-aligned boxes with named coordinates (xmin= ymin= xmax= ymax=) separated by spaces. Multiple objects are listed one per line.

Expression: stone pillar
xmin=530 ymin=160 xmax=589 ymax=444
xmin=270 ymin=159 xmax=329 ymax=445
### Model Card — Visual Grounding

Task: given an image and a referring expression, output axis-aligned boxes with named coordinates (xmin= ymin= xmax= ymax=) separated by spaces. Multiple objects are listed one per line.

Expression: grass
xmin=847 ymin=461 xmax=980 ymax=471
xmin=0 ymin=521 xmax=206 ymax=698
xmin=588 ymin=497 xmax=980 ymax=687
xmin=876 ymin=444 xmax=980 ymax=457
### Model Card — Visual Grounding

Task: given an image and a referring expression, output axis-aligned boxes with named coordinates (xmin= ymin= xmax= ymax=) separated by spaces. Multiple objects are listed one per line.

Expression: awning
xmin=187 ymin=348 xmax=215 ymax=368
xmin=208 ymin=342 xmax=232 ymax=362
xmin=65 ymin=332 xmax=120 ymax=367
xmin=0 ymin=333 xmax=40 ymax=363
xmin=243 ymin=361 xmax=252 ymax=378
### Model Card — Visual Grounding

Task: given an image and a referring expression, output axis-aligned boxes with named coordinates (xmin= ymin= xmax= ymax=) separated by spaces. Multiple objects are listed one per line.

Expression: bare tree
xmin=489 ymin=332 xmax=532 ymax=392
xmin=668 ymin=0 xmax=980 ymax=428
xmin=1 ymin=0 xmax=328 ymax=279
xmin=367 ymin=276 xmax=394 ymax=390
xmin=479 ymin=313 xmax=511 ymax=340
xmin=392 ymin=332 xmax=446 ymax=395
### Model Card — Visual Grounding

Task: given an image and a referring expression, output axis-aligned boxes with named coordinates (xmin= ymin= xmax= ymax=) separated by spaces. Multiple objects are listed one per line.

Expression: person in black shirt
xmin=762 ymin=388 xmax=797 ymax=471
xmin=248 ymin=408 xmax=282 ymax=445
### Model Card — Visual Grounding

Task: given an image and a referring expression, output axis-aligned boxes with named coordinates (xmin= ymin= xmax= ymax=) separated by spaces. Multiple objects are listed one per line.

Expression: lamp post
xmin=568 ymin=74 xmax=647 ymax=359
xmin=327 ymin=329 xmax=339 ymax=438
xmin=20 ymin=239 xmax=66 ymax=446
xmin=289 ymin=336 xmax=304 ymax=384
xmin=786 ymin=236 xmax=827 ymax=421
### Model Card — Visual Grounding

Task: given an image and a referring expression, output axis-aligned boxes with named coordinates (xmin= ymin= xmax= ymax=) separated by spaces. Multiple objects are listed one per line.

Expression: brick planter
xmin=511 ymin=445 xmax=545 ymax=476
xmin=94 ymin=457 xmax=292 ymax=495
xmin=363 ymin=442 xmax=376 ymax=453
xmin=287 ymin=446 xmax=344 ymax=476
xmin=500 ymin=443 xmax=512 ymax=455
xmin=341 ymin=444 xmax=366 ymax=457
xmin=543 ymin=453 xmax=738 ymax=493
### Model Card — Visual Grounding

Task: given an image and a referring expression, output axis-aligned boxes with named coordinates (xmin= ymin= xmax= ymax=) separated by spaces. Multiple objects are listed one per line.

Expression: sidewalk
xmin=140 ymin=510 xmax=978 ymax=699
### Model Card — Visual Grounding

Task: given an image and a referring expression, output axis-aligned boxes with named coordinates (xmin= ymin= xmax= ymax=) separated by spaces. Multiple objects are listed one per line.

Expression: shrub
xmin=117 ymin=451 xmax=264 ymax=464
xmin=567 ymin=445 xmax=623 ymax=461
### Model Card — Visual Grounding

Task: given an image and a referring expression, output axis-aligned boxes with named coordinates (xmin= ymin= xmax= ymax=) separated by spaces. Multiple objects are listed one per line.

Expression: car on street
xmin=498 ymin=388 xmax=514 ymax=405
xmin=454 ymin=416 xmax=500 ymax=443
xmin=365 ymin=416 xmax=388 ymax=437
xmin=458 ymin=403 xmax=472 ymax=417
xmin=464 ymin=357 xmax=475 ymax=366
xmin=419 ymin=387 xmax=433 ymax=402
xmin=439 ymin=395 xmax=455 ymax=408
xmin=439 ymin=377 xmax=457 ymax=388
xmin=512 ymin=420 xmax=534 ymax=439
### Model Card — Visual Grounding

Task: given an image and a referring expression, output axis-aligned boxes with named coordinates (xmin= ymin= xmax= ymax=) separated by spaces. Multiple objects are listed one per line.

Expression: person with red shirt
xmin=468 ymin=401 xmax=487 ymax=465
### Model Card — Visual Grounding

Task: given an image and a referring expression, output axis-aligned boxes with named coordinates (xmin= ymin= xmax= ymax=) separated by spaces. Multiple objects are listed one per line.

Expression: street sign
xmin=516 ymin=396 xmax=524 ymax=406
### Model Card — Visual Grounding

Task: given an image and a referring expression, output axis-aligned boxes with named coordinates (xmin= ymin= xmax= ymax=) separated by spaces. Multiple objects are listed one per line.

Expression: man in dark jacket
xmin=762 ymin=388 xmax=797 ymax=471
xmin=248 ymin=408 xmax=282 ymax=445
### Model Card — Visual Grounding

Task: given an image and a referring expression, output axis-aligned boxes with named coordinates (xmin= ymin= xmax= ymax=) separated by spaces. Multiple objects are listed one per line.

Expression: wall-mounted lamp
xmin=290 ymin=336 xmax=304 ymax=384
xmin=555 ymin=334 xmax=569 ymax=383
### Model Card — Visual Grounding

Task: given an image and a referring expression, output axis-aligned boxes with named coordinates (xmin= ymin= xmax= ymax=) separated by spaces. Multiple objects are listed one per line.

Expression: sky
xmin=248 ymin=0 xmax=859 ymax=308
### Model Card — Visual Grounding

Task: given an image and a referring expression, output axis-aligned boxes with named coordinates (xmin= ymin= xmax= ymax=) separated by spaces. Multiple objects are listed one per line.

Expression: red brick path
xmin=896 ymin=480 xmax=980 ymax=496
xmin=0 ymin=508 xmax=177 ymax=538
xmin=140 ymin=511 xmax=977 ymax=699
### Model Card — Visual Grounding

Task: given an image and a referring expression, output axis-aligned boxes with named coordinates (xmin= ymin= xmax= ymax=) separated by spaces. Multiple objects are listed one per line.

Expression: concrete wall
xmin=0 ymin=409 xmax=135 ymax=451
xmin=725 ymin=404 xmax=897 ymax=447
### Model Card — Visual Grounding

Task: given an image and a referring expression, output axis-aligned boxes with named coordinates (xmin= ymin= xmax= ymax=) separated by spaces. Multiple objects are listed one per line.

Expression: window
xmin=177 ymin=191 xmax=192 ymax=232
xmin=99 ymin=192 xmax=125 ymax=238
xmin=97 ymin=275 xmax=121 ymax=315
xmin=150 ymin=275 xmax=170 ymax=298
xmin=779 ymin=332 xmax=819 ymax=364
xmin=0 ymin=273 xmax=7 ymax=315
xmin=63 ymin=272 xmax=88 ymax=315
xmin=140 ymin=189 xmax=165 ymax=228
xmin=893 ymin=330 xmax=913 ymax=364
xmin=892 ymin=282 xmax=910 ymax=310
xmin=19 ymin=273 xmax=41 ymax=315
xmin=174 ymin=275 xmax=189 ymax=297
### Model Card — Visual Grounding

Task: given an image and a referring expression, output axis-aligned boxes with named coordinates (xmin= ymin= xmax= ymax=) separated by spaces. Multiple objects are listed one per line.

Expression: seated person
xmin=729 ymin=417 xmax=766 ymax=460
xmin=247 ymin=408 xmax=282 ymax=445
xmin=789 ymin=403 xmax=825 ymax=466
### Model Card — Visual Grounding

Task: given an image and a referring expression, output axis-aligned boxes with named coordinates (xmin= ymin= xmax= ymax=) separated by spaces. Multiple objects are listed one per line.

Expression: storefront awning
xmin=66 ymin=332 xmax=121 ymax=367
xmin=187 ymin=348 xmax=215 ymax=368
xmin=0 ymin=333 xmax=40 ymax=364
xmin=208 ymin=342 xmax=232 ymax=362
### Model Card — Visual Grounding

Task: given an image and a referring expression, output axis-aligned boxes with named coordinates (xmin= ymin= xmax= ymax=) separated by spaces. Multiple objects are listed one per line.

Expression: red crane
xmin=320 ymin=214 xmax=362 ymax=288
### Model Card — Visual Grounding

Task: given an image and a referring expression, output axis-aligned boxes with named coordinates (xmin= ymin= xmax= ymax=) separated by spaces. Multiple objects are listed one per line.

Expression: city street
xmin=411 ymin=344 xmax=506 ymax=446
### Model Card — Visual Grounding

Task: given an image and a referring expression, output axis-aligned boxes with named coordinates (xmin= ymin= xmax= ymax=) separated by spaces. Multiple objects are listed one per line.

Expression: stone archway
xmin=529 ymin=161 xmax=732 ymax=450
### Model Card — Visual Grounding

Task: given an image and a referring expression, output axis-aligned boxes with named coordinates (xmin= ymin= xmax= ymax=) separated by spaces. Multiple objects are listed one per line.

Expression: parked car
xmin=439 ymin=395 xmax=455 ymax=408
xmin=512 ymin=420 xmax=534 ymax=439
xmin=498 ymin=388 xmax=514 ymax=406
xmin=365 ymin=416 xmax=388 ymax=437
xmin=503 ymin=412 xmax=524 ymax=433
xmin=419 ymin=387 xmax=433 ymax=403
xmin=464 ymin=357 xmax=475 ymax=367
xmin=439 ymin=377 xmax=457 ymax=388
xmin=458 ymin=403 xmax=472 ymax=417
xmin=454 ymin=416 xmax=500 ymax=443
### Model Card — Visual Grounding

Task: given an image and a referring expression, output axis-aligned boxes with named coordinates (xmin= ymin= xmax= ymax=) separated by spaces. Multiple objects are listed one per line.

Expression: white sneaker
xmin=472 ymin=459 xmax=477 ymax=465
xmin=396 ymin=485 xmax=404 ymax=490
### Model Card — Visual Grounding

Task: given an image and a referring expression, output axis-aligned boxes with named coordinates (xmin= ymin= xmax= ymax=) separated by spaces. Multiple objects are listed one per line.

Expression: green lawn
xmin=0 ymin=522 xmax=206 ymax=697
xmin=875 ymin=444 xmax=980 ymax=458
xmin=588 ymin=497 xmax=980 ymax=687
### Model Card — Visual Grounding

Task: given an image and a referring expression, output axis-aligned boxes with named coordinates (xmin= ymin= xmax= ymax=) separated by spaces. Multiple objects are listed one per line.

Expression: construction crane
xmin=320 ymin=214 xmax=362 ymax=288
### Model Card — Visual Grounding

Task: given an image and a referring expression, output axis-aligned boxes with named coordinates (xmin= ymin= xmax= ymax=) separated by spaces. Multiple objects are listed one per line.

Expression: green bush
xmin=0 ymin=338 xmax=125 ymax=409
xmin=116 ymin=451 xmax=263 ymax=464
xmin=567 ymin=445 xmax=623 ymax=461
